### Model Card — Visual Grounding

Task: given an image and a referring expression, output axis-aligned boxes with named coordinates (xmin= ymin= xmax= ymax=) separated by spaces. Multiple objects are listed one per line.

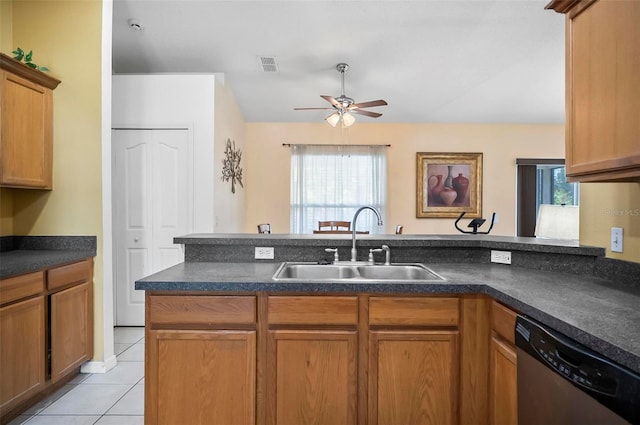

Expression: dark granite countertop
xmin=0 ymin=236 xmax=97 ymax=279
xmin=136 ymin=261 xmax=640 ymax=375
xmin=175 ymin=233 xmax=605 ymax=256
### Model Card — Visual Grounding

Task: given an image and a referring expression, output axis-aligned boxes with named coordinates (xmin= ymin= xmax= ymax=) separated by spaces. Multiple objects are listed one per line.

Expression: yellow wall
xmin=0 ymin=1 xmax=11 ymax=53
xmin=0 ymin=189 xmax=12 ymax=235
xmin=580 ymin=183 xmax=640 ymax=262
xmin=245 ymin=123 xmax=565 ymax=236
xmin=9 ymin=1 xmax=104 ymax=358
xmin=0 ymin=2 xmax=13 ymax=235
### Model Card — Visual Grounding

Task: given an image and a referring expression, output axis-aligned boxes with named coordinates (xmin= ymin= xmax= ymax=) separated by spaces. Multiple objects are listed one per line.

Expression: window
xmin=290 ymin=144 xmax=387 ymax=234
xmin=516 ymin=159 xmax=579 ymax=237
xmin=537 ymin=165 xmax=579 ymax=207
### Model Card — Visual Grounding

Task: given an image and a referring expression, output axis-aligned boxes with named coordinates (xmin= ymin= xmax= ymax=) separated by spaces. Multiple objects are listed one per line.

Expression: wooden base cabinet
xmin=50 ymin=281 xmax=93 ymax=383
xmin=266 ymin=330 xmax=358 ymax=425
xmin=265 ymin=295 xmax=359 ymax=425
xmin=145 ymin=294 xmax=257 ymax=425
xmin=146 ymin=330 xmax=256 ymax=425
xmin=369 ymin=330 xmax=459 ymax=425
xmin=489 ymin=301 xmax=518 ymax=425
xmin=0 ymin=296 xmax=46 ymax=413
xmin=490 ymin=337 xmax=517 ymax=425
xmin=0 ymin=259 xmax=94 ymax=424
xmin=367 ymin=297 xmax=460 ymax=425
xmin=144 ymin=293 xmax=502 ymax=425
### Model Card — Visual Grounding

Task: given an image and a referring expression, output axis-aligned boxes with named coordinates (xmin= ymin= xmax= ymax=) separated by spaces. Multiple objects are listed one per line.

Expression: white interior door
xmin=113 ymin=129 xmax=190 ymax=325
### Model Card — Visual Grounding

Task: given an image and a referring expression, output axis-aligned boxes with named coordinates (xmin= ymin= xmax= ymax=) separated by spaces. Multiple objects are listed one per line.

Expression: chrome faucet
xmin=351 ymin=206 xmax=383 ymax=261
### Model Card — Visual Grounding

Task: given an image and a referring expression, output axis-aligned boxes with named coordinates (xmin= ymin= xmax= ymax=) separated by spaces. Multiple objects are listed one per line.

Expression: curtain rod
xmin=282 ymin=143 xmax=390 ymax=147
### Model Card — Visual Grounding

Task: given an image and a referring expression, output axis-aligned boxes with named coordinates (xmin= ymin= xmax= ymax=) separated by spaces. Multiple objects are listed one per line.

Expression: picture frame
xmin=416 ymin=152 xmax=483 ymax=218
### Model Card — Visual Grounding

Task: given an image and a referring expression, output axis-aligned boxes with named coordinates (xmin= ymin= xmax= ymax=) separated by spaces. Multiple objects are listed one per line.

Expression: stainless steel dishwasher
xmin=515 ymin=315 xmax=640 ymax=425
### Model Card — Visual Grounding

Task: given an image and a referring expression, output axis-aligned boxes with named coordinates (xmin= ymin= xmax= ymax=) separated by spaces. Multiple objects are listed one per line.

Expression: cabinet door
xmin=50 ymin=281 xmax=93 ymax=382
xmin=0 ymin=296 xmax=46 ymax=411
xmin=369 ymin=330 xmax=459 ymax=425
xmin=566 ymin=0 xmax=640 ymax=181
xmin=146 ymin=329 xmax=256 ymax=425
xmin=266 ymin=330 xmax=358 ymax=425
xmin=489 ymin=336 xmax=517 ymax=425
xmin=0 ymin=70 xmax=53 ymax=188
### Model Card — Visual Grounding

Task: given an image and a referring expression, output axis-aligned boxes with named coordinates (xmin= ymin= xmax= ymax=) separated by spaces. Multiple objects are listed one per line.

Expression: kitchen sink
xmin=275 ymin=264 xmax=360 ymax=279
xmin=272 ymin=262 xmax=444 ymax=282
xmin=356 ymin=265 xmax=440 ymax=280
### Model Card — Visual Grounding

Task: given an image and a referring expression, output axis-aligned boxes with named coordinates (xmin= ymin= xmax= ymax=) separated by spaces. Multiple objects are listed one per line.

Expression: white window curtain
xmin=290 ymin=144 xmax=387 ymax=234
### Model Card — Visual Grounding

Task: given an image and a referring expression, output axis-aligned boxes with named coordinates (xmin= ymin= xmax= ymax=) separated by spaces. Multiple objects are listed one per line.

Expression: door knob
xmin=134 ymin=237 xmax=139 ymax=242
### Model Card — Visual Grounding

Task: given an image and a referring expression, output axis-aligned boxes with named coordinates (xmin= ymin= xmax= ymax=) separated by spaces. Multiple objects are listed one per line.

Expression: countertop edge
xmin=173 ymin=233 xmax=605 ymax=257
xmin=0 ymin=249 xmax=97 ymax=279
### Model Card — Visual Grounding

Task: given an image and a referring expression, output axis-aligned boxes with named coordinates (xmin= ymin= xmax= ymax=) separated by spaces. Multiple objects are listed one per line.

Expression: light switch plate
xmin=611 ymin=227 xmax=623 ymax=253
xmin=255 ymin=247 xmax=275 ymax=259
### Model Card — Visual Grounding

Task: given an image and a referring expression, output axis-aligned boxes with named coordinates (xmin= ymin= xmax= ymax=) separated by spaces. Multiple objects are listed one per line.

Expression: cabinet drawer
xmin=268 ymin=296 xmax=358 ymax=325
xmin=491 ymin=301 xmax=517 ymax=345
xmin=47 ymin=260 xmax=91 ymax=291
xmin=149 ymin=295 xmax=256 ymax=326
xmin=0 ymin=271 xmax=44 ymax=305
xmin=369 ymin=297 xmax=459 ymax=327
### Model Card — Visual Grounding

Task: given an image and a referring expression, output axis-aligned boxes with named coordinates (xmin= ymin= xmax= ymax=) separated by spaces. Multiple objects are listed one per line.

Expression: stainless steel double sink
xmin=272 ymin=262 xmax=444 ymax=282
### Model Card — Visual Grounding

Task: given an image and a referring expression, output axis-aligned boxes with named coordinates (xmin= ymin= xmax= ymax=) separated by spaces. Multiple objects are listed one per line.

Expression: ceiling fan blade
xmin=320 ymin=95 xmax=340 ymax=107
xmin=294 ymin=107 xmax=333 ymax=110
xmin=351 ymin=109 xmax=382 ymax=118
xmin=350 ymin=99 xmax=388 ymax=109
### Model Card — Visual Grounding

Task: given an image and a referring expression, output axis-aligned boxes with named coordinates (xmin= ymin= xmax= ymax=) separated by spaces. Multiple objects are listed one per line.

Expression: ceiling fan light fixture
xmin=326 ymin=112 xmax=340 ymax=127
xmin=342 ymin=111 xmax=356 ymax=127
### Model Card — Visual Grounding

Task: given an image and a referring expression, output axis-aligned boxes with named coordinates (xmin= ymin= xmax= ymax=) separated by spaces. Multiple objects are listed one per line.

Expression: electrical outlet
xmin=611 ymin=227 xmax=623 ymax=253
xmin=491 ymin=250 xmax=511 ymax=265
xmin=255 ymin=247 xmax=274 ymax=259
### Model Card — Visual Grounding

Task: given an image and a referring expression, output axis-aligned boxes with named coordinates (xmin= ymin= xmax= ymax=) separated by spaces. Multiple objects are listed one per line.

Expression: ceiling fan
xmin=294 ymin=63 xmax=388 ymax=127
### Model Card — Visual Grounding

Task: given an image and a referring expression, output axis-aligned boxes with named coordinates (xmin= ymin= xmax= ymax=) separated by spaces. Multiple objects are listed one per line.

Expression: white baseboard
xmin=80 ymin=355 xmax=117 ymax=374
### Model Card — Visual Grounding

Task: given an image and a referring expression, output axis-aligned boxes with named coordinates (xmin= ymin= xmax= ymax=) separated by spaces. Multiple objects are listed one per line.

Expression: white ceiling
xmin=112 ymin=0 xmax=565 ymax=124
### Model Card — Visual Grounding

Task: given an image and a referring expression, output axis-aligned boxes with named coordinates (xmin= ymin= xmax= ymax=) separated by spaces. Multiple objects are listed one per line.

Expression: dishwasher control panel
xmin=524 ymin=326 xmax=617 ymax=395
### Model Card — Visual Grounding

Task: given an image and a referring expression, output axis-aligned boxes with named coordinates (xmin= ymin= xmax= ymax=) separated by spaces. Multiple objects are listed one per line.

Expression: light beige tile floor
xmin=9 ymin=327 xmax=145 ymax=425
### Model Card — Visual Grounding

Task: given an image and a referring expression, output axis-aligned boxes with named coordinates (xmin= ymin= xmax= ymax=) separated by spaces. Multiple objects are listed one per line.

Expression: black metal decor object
xmin=454 ymin=212 xmax=496 ymax=234
xmin=221 ymin=139 xmax=244 ymax=194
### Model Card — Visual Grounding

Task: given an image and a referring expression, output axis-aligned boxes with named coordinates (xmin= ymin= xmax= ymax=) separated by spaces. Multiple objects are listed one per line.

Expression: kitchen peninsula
xmin=137 ymin=234 xmax=640 ymax=425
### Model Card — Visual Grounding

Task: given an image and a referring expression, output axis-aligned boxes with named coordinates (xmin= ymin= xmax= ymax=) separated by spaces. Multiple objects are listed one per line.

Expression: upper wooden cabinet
xmin=547 ymin=0 xmax=640 ymax=182
xmin=0 ymin=53 xmax=60 ymax=189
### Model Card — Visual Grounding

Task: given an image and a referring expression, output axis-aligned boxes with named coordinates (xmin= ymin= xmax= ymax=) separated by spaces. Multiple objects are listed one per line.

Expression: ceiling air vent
xmin=258 ymin=56 xmax=278 ymax=73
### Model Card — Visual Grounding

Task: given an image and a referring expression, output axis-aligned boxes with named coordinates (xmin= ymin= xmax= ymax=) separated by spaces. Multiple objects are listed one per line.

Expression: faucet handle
xmin=325 ymin=248 xmax=339 ymax=263
xmin=369 ymin=248 xmax=383 ymax=264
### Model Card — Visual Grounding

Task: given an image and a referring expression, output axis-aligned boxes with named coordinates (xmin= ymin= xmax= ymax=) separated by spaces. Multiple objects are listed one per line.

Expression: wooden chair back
xmin=318 ymin=220 xmax=351 ymax=231
xmin=257 ymin=223 xmax=271 ymax=234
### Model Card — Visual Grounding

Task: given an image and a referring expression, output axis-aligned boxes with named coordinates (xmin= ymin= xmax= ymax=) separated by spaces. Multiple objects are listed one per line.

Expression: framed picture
xmin=416 ymin=152 xmax=483 ymax=218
